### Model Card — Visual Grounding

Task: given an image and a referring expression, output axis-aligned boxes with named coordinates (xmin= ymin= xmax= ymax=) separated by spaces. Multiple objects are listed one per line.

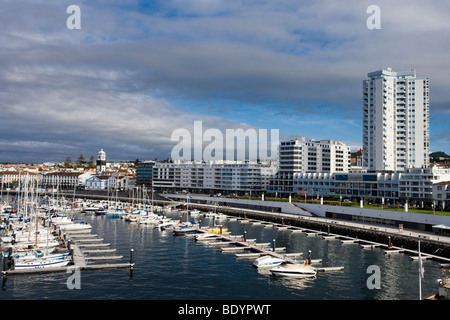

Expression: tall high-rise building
xmin=362 ymin=68 xmax=429 ymax=171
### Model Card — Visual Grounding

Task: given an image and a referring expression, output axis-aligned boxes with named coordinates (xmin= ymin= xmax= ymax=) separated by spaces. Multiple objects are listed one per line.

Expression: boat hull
xmin=270 ymin=265 xmax=317 ymax=278
xmin=173 ymin=227 xmax=199 ymax=235
xmin=253 ymin=255 xmax=284 ymax=268
xmin=13 ymin=257 xmax=71 ymax=270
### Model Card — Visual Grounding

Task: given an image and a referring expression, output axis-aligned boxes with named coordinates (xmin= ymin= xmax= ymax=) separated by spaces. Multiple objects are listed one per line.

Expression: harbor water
xmin=1 ymin=210 xmax=444 ymax=300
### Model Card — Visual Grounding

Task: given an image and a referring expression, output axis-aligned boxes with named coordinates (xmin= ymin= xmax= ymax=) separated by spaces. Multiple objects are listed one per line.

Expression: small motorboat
xmin=270 ymin=263 xmax=317 ymax=278
xmin=189 ymin=209 xmax=200 ymax=215
xmin=194 ymin=232 xmax=219 ymax=241
xmin=173 ymin=226 xmax=199 ymax=235
xmin=95 ymin=209 xmax=107 ymax=216
xmin=252 ymin=255 xmax=284 ymax=268
xmin=206 ymin=225 xmax=228 ymax=234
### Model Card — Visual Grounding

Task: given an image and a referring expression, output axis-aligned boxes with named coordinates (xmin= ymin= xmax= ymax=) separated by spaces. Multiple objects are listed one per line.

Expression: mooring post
xmin=327 ymin=225 xmax=330 ymax=235
xmin=273 ymin=239 xmax=276 ymax=252
xmin=243 ymin=231 xmax=247 ymax=242
xmin=130 ymin=249 xmax=134 ymax=270
xmin=308 ymin=250 xmax=311 ymax=265
xmin=7 ymin=248 xmax=12 ymax=270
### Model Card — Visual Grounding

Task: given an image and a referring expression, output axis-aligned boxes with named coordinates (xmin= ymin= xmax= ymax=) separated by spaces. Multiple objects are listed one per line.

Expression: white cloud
xmin=1 ymin=0 xmax=450 ymax=162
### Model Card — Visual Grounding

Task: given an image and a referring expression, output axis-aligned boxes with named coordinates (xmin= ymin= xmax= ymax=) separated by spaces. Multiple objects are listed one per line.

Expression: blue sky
xmin=0 ymin=0 xmax=449 ymax=162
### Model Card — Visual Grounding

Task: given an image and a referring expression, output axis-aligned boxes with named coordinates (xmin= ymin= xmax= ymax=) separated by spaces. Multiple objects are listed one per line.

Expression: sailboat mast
xmin=35 ymin=178 xmax=39 ymax=250
xmin=418 ymin=240 xmax=422 ymax=300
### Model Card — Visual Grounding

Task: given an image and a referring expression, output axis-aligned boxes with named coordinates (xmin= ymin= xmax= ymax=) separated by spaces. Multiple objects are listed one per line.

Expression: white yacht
xmin=270 ymin=263 xmax=317 ymax=278
xmin=252 ymin=255 xmax=284 ymax=268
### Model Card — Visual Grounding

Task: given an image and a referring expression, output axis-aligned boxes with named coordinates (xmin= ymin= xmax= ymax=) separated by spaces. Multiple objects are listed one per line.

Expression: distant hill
xmin=430 ymin=151 xmax=450 ymax=162
xmin=430 ymin=151 xmax=450 ymax=158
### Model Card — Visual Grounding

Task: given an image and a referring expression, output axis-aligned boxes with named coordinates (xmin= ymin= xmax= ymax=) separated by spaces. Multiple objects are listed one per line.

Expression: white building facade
xmin=269 ymin=138 xmax=351 ymax=195
xmin=152 ymin=161 xmax=275 ymax=194
xmin=399 ymin=165 xmax=450 ymax=203
xmin=0 ymin=171 xmax=40 ymax=186
xmin=433 ymin=181 xmax=450 ymax=210
xmin=42 ymin=172 xmax=92 ymax=189
xmin=363 ymin=68 xmax=430 ymax=171
xmin=85 ymin=175 xmax=117 ymax=190
xmin=293 ymin=171 xmax=401 ymax=201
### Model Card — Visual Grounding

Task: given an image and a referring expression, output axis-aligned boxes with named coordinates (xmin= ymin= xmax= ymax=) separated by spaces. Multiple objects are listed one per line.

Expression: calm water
xmin=0 ymin=210 xmax=444 ymax=300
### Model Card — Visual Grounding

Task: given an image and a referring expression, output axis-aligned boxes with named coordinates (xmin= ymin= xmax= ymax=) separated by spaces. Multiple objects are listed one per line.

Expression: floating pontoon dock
xmin=2 ymin=224 xmax=134 ymax=276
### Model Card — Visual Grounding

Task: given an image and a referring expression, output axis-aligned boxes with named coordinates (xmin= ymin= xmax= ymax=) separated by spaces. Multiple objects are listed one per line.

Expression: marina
xmin=2 ymin=193 xmax=450 ymax=300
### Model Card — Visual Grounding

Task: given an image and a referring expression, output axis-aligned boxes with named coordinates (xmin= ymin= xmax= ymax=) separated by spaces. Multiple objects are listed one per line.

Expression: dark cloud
xmin=1 ymin=0 xmax=449 ymax=162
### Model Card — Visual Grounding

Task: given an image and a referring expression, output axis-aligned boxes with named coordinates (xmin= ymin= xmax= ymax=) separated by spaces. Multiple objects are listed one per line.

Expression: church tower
xmin=96 ymin=149 xmax=106 ymax=175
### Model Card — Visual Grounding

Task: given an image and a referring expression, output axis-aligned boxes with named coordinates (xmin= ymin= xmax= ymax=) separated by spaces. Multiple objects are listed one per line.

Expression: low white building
xmin=152 ymin=161 xmax=276 ymax=194
xmin=85 ymin=175 xmax=117 ymax=190
xmin=42 ymin=172 xmax=92 ymax=189
xmin=0 ymin=171 xmax=40 ymax=186
xmin=433 ymin=181 xmax=450 ymax=209
xmin=293 ymin=171 xmax=400 ymax=201
xmin=399 ymin=165 xmax=450 ymax=202
xmin=291 ymin=164 xmax=450 ymax=206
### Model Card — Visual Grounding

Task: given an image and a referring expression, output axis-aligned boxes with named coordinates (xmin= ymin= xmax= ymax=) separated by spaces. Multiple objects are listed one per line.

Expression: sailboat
xmin=172 ymin=221 xmax=200 ymax=235
xmin=7 ymin=177 xmax=71 ymax=270
xmin=13 ymin=253 xmax=71 ymax=270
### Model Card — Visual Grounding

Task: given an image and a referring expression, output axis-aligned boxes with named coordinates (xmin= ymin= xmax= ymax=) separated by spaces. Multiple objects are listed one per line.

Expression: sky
xmin=1 ymin=0 xmax=449 ymax=163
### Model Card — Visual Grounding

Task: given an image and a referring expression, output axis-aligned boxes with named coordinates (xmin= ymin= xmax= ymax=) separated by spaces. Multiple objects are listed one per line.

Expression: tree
xmin=77 ymin=154 xmax=85 ymax=166
xmin=88 ymin=155 xmax=95 ymax=168
xmin=64 ymin=157 xmax=73 ymax=168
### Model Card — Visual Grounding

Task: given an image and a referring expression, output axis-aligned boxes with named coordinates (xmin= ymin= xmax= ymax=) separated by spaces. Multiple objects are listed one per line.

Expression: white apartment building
xmin=293 ymin=171 xmax=401 ymax=200
xmin=152 ymin=161 xmax=275 ymax=194
xmin=0 ymin=171 xmax=40 ymax=186
xmin=269 ymin=137 xmax=351 ymax=195
xmin=363 ymin=68 xmax=430 ymax=171
xmin=399 ymin=165 xmax=450 ymax=203
xmin=291 ymin=164 xmax=450 ymax=206
xmin=433 ymin=181 xmax=450 ymax=209
xmin=42 ymin=172 xmax=92 ymax=189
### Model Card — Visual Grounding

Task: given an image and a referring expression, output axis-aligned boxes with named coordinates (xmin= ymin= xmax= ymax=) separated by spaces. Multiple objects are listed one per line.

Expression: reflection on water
xmin=1 ymin=209 xmax=445 ymax=300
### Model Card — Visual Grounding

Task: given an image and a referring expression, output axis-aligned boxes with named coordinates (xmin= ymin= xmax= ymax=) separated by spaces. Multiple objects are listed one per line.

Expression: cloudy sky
xmin=1 ymin=0 xmax=449 ymax=163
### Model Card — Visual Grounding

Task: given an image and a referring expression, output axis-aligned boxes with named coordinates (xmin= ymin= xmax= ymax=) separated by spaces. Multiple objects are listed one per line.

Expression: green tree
xmin=64 ymin=157 xmax=73 ymax=168
xmin=77 ymin=154 xmax=85 ymax=166
xmin=88 ymin=155 xmax=95 ymax=168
